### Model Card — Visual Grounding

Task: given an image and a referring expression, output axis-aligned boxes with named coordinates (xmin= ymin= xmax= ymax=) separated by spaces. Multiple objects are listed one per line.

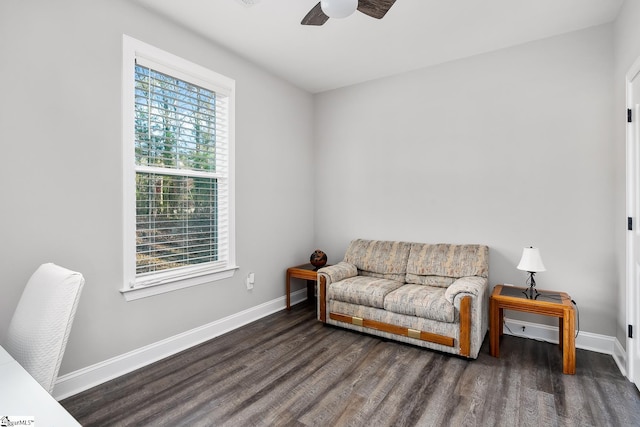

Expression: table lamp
xmin=517 ymin=246 xmax=546 ymax=298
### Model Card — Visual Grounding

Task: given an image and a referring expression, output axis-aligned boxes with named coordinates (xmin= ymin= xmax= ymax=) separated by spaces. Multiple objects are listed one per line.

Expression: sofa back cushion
xmin=343 ymin=239 xmax=411 ymax=282
xmin=405 ymin=243 xmax=489 ymax=287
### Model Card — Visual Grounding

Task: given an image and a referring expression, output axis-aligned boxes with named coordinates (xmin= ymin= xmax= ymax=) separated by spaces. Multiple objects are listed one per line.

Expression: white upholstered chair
xmin=3 ymin=263 xmax=85 ymax=394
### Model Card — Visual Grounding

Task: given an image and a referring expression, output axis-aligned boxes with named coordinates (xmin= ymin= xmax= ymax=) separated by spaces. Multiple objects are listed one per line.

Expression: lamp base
xmin=522 ymin=271 xmax=540 ymax=299
xmin=523 ymin=285 xmax=540 ymax=300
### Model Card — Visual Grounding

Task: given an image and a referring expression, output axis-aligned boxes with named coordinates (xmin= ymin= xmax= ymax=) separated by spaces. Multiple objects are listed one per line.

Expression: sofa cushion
xmin=406 ymin=243 xmax=489 ymax=287
xmin=383 ymin=284 xmax=455 ymax=323
xmin=410 ymin=276 xmax=456 ymax=287
xmin=343 ymin=239 xmax=411 ymax=282
xmin=328 ymin=276 xmax=404 ymax=309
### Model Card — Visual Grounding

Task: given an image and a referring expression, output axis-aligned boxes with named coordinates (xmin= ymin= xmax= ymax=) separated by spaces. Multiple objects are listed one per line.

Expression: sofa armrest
xmin=317 ymin=262 xmax=357 ymax=323
xmin=444 ymin=276 xmax=488 ymax=305
xmin=445 ymin=276 xmax=489 ymax=358
xmin=318 ymin=262 xmax=357 ymax=285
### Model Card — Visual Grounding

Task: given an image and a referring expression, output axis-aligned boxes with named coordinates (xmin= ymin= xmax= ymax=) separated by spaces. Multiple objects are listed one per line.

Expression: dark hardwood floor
xmin=62 ymin=302 xmax=640 ymax=426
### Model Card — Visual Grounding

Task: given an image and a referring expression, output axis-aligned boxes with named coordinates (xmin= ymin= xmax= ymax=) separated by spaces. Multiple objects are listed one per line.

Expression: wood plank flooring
xmin=61 ymin=302 xmax=640 ymax=426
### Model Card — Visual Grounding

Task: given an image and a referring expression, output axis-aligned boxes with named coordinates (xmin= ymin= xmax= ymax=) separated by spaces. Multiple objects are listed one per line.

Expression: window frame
xmin=121 ymin=35 xmax=237 ymax=301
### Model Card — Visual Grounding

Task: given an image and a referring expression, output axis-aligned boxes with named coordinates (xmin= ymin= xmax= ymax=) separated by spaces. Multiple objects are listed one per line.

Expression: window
xmin=121 ymin=35 xmax=236 ymax=300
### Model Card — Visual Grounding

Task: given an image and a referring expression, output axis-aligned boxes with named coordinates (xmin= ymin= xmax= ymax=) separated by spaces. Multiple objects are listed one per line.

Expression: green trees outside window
xmin=134 ymin=65 xmax=219 ymax=275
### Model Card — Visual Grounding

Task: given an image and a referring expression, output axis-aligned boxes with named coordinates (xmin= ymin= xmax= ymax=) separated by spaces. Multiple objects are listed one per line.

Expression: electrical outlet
xmin=246 ymin=272 xmax=255 ymax=290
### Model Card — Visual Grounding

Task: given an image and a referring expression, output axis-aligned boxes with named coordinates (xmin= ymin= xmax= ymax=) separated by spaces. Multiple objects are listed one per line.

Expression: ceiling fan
xmin=301 ymin=0 xmax=397 ymax=26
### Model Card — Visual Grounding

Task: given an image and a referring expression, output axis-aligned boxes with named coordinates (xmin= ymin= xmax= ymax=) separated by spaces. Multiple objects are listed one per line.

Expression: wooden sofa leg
xmin=459 ymin=296 xmax=471 ymax=357
xmin=318 ymin=275 xmax=326 ymax=323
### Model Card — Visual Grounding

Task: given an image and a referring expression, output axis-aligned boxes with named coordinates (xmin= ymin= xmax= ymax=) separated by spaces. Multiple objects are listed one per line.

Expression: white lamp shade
xmin=321 ymin=0 xmax=358 ymax=19
xmin=517 ymin=247 xmax=546 ymax=272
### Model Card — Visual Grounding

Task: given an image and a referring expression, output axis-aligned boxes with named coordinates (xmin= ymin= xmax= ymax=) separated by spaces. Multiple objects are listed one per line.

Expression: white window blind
xmin=122 ymin=36 xmax=236 ymax=299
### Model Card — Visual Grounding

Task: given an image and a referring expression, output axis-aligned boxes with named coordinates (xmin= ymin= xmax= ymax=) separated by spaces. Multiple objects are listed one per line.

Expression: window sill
xmin=120 ymin=266 xmax=239 ymax=301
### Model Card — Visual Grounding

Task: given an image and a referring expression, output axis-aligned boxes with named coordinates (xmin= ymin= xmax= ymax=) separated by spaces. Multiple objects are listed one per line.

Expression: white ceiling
xmin=131 ymin=0 xmax=623 ymax=93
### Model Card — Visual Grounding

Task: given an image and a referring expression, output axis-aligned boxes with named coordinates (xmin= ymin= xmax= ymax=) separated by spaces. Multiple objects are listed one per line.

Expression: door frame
xmin=626 ymin=55 xmax=640 ymax=388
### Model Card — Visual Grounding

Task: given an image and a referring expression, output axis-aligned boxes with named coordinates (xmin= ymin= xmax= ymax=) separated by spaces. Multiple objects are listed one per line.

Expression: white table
xmin=0 ymin=345 xmax=80 ymax=426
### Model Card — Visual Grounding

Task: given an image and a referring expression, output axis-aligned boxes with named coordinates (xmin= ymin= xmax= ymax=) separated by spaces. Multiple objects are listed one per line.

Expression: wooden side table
xmin=490 ymin=284 xmax=576 ymax=374
xmin=286 ymin=263 xmax=323 ymax=310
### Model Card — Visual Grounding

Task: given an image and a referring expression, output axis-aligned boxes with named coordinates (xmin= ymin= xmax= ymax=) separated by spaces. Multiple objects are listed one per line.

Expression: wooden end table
xmin=286 ymin=263 xmax=324 ymax=310
xmin=490 ymin=284 xmax=576 ymax=374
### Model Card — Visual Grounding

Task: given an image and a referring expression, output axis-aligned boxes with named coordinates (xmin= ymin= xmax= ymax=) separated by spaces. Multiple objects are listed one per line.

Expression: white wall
xmin=314 ymin=25 xmax=616 ymax=336
xmin=613 ymin=0 xmax=640 ymax=349
xmin=0 ymin=0 xmax=315 ymax=375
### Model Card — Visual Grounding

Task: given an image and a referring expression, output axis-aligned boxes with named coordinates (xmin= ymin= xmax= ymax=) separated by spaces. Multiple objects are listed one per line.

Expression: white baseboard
xmin=613 ymin=337 xmax=628 ymax=377
xmin=502 ymin=317 xmax=618 ymax=356
xmin=53 ymin=289 xmax=309 ymax=400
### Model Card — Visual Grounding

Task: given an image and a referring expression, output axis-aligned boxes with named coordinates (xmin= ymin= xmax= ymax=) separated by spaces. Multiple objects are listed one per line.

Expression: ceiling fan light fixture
xmin=320 ymin=0 xmax=358 ymax=19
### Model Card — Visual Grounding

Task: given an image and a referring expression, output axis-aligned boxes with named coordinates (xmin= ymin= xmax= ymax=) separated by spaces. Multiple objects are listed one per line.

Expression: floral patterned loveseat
xmin=317 ymin=239 xmax=489 ymax=358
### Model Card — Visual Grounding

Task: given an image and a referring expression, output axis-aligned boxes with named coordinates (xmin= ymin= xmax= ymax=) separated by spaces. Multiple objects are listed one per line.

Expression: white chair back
xmin=4 ymin=263 xmax=85 ymax=394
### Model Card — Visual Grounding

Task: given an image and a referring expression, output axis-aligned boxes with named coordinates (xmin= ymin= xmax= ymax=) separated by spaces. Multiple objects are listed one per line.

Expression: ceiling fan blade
xmin=301 ymin=2 xmax=329 ymax=26
xmin=357 ymin=0 xmax=397 ymax=19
